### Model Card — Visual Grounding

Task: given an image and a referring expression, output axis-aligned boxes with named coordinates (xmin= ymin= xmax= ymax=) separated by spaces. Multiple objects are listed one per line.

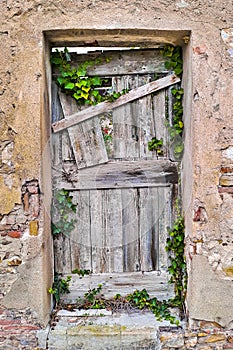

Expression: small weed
xmin=48 ymin=274 xmax=71 ymax=303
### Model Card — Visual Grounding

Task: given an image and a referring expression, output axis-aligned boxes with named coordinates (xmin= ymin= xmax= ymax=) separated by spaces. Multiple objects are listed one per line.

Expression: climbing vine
xmin=51 ymin=189 xmax=77 ymax=237
xmin=51 ymin=48 xmax=128 ymax=105
xmin=158 ymin=45 xmax=184 ymax=159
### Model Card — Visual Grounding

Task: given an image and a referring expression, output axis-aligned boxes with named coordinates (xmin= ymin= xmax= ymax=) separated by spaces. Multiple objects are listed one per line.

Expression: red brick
xmin=0 ymin=319 xmax=21 ymax=326
xmin=7 ymin=231 xmax=21 ymax=238
xmin=1 ymin=231 xmax=8 ymax=236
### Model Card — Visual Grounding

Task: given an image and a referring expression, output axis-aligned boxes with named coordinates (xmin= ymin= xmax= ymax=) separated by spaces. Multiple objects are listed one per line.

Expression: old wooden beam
xmin=53 ymin=159 xmax=178 ymax=190
xmin=52 ymin=74 xmax=180 ymax=133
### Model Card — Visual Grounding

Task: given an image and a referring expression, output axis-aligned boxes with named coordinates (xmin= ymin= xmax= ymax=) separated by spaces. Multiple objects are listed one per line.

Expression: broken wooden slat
xmin=56 ymin=160 xmax=178 ymax=190
xmin=59 ymin=92 xmax=108 ymax=168
xmin=52 ymin=74 xmax=180 ymax=133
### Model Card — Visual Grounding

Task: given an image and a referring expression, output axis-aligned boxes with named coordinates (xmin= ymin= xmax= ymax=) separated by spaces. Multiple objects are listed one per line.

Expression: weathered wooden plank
xmin=121 ymin=188 xmax=140 ymax=272
xmin=105 ymin=189 xmax=123 ymax=273
xmin=152 ymin=89 xmax=168 ymax=158
xmin=158 ymin=186 xmax=172 ymax=270
xmin=54 ymin=234 xmax=72 ymax=274
xmin=59 ymin=92 xmax=108 ymax=168
xmin=51 ymin=82 xmax=63 ymax=167
xmin=139 ymin=188 xmax=157 ymax=272
xmin=90 ymin=190 xmax=107 ymax=273
xmin=61 ymin=271 xmax=174 ymax=303
xmin=112 ymin=76 xmax=134 ymax=159
xmin=52 ymin=74 xmax=180 ymax=133
xmin=52 ymin=49 xmax=167 ymax=77
xmin=69 ymin=191 xmax=92 ymax=272
xmin=55 ymin=160 xmax=178 ymax=190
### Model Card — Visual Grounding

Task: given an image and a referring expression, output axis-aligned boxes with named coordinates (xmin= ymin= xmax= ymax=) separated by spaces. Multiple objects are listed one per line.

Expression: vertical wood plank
xmin=139 ymin=187 xmax=156 ymax=272
xmin=112 ymin=76 xmax=132 ymax=159
xmin=121 ymin=188 xmax=140 ymax=272
xmin=152 ymin=89 xmax=168 ymax=158
xmin=54 ymin=234 xmax=72 ymax=274
xmin=90 ymin=189 xmax=106 ymax=273
xmin=59 ymin=92 xmax=108 ymax=168
xmin=69 ymin=191 xmax=92 ymax=272
xmin=158 ymin=186 xmax=172 ymax=271
xmin=51 ymin=82 xmax=63 ymax=167
xmin=105 ymin=189 xmax=123 ymax=272
xmin=113 ymin=75 xmax=160 ymax=160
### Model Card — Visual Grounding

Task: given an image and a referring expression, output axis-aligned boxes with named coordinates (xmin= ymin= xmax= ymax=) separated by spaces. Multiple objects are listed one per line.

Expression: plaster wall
xmin=0 ymin=0 xmax=233 ymax=328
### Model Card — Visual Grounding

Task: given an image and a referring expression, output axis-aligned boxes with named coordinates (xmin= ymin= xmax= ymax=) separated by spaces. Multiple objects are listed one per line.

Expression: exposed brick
xmin=218 ymin=187 xmax=233 ymax=194
xmin=1 ymin=231 xmax=8 ymax=236
xmin=23 ymin=192 xmax=30 ymax=213
xmin=7 ymin=231 xmax=21 ymax=238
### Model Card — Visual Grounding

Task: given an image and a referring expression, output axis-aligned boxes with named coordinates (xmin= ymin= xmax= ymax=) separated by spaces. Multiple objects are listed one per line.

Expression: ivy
xmin=162 ymin=45 xmax=184 ymax=159
xmin=148 ymin=137 xmax=163 ymax=156
xmin=166 ymin=216 xmax=187 ymax=315
xmin=51 ymin=189 xmax=77 ymax=237
xmin=162 ymin=45 xmax=183 ymax=77
xmin=126 ymin=289 xmax=179 ymax=325
xmin=51 ymin=48 xmax=128 ymax=105
xmin=48 ymin=274 xmax=71 ymax=303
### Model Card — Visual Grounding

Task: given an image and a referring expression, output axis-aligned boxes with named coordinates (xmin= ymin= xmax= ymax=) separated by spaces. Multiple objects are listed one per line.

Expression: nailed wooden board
xmin=61 ymin=271 xmax=174 ymax=303
xmin=53 ymin=49 xmax=167 ymax=77
xmin=52 ymin=74 xmax=180 ymax=133
xmin=54 ymin=160 xmax=178 ymax=190
xmin=55 ymin=185 xmax=173 ymax=275
xmin=59 ymin=92 xmax=108 ymax=169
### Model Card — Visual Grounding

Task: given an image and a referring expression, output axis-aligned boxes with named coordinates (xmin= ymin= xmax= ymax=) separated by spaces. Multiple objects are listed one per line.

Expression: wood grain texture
xmin=59 ymin=92 xmax=108 ymax=168
xmin=52 ymin=74 xmax=180 ymax=133
xmin=61 ymin=271 xmax=174 ymax=303
xmin=56 ymin=160 xmax=178 ymax=190
xmin=52 ymin=49 xmax=167 ymax=77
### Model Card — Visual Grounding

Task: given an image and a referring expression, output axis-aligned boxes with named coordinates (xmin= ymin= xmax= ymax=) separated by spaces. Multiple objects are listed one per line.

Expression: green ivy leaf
xmin=64 ymin=82 xmax=75 ymax=89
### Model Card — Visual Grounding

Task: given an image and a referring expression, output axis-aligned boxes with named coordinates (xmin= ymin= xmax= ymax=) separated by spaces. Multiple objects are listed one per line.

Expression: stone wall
xmin=0 ymin=0 xmax=233 ymax=348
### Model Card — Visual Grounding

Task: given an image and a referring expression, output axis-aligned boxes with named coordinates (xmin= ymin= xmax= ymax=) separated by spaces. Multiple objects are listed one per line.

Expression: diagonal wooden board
xmin=52 ymin=74 xmax=180 ymax=133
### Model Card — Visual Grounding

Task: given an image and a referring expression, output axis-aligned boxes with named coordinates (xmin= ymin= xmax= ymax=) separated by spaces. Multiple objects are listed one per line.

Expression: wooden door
xmin=51 ymin=49 xmax=179 ymax=284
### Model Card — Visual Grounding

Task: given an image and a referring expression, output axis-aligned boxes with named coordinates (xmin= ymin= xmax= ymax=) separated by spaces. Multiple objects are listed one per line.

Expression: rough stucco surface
xmin=0 ymin=0 xmax=233 ymax=331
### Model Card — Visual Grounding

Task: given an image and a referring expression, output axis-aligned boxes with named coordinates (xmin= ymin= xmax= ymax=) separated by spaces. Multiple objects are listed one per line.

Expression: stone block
xmin=188 ymin=255 xmax=233 ymax=327
xmin=159 ymin=332 xmax=184 ymax=348
xmin=219 ymin=174 xmax=233 ymax=187
xmin=29 ymin=221 xmax=39 ymax=236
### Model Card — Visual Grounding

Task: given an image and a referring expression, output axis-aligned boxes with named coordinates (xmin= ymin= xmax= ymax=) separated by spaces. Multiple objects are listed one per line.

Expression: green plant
xmin=148 ymin=137 xmax=163 ymax=156
xmin=51 ymin=189 xmax=77 ymax=237
xmin=77 ymin=284 xmax=105 ymax=309
xmin=72 ymin=268 xmax=91 ymax=276
xmin=51 ymin=48 xmax=128 ymax=105
xmin=127 ymin=289 xmax=179 ymax=325
xmin=162 ymin=45 xmax=183 ymax=77
xmin=48 ymin=274 xmax=71 ymax=303
xmin=162 ymin=45 xmax=184 ymax=158
xmin=166 ymin=216 xmax=187 ymax=316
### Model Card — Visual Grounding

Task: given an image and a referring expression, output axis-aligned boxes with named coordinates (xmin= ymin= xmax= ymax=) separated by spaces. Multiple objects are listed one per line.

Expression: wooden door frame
xmin=43 ymin=28 xmax=192 ymax=312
